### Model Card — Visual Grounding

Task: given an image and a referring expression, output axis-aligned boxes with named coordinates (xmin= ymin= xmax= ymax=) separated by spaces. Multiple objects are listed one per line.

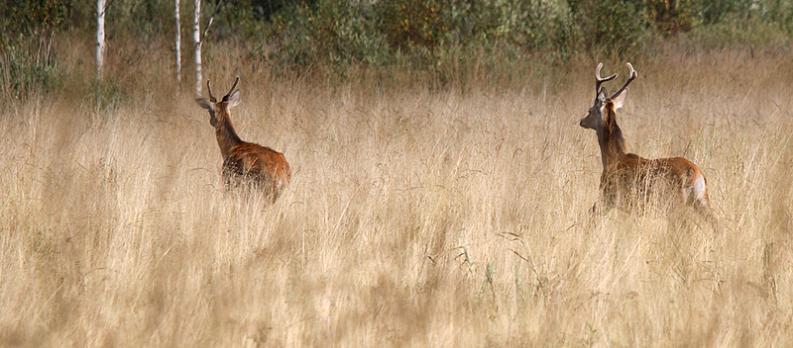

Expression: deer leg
xmin=693 ymin=200 xmax=720 ymax=234
xmin=590 ymin=201 xmax=612 ymax=216
xmin=585 ymin=193 xmax=615 ymax=230
xmin=583 ymin=202 xmax=606 ymax=232
xmin=597 ymin=189 xmax=617 ymax=214
xmin=685 ymin=173 xmax=720 ymax=233
xmin=271 ymin=181 xmax=280 ymax=204
xmin=596 ymin=200 xmax=615 ymax=216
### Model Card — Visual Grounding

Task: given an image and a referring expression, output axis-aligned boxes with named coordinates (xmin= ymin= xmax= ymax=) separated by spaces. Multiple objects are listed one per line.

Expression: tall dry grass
xmin=1 ymin=40 xmax=792 ymax=346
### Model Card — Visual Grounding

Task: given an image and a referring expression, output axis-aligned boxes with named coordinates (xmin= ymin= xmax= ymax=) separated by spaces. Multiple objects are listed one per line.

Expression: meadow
xmin=1 ymin=42 xmax=792 ymax=346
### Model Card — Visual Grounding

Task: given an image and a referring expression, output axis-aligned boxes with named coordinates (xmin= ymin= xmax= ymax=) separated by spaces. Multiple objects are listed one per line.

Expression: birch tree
xmin=193 ymin=0 xmax=201 ymax=95
xmin=192 ymin=0 xmax=225 ymax=95
xmin=175 ymin=0 xmax=182 ymax=82
xmin=96 ymin=0 xmax=107 ymax=79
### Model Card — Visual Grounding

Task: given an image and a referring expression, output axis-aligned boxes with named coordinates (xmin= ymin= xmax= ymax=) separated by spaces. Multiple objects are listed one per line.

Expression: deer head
xmin=579 ymin=63 xmax=637 ymax=130
xmin=195 ymin=76 xmax=241 ymax=128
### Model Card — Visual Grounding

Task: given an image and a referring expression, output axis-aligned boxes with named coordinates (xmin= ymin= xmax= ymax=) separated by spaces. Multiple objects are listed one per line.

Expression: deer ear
xmin=226 ymin=90 xmax=241 ymax=108
xmin=611 ymin=89 xmax=628 ymax=110
xmin=195 ymin=98 xmax=214 ymax=110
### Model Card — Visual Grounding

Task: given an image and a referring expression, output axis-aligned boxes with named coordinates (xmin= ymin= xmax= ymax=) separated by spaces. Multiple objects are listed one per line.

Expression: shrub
xmin=645 ymin=0 xmax=701 ymax=35
xmin=269 ymin=1 xmax=389 ymax=70
xmin=568 ymin=0 xmax=651 ymax=56
xmin=0 ymin=1 xmax=67 ymax=102
xmin=700 ymin=0 xmax=753 ymax=24
xmin=0 ymin=38 xmax=62 ymax=102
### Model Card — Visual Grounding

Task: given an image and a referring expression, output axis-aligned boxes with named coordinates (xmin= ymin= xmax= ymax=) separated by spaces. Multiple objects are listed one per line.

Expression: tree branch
xmin=99 ymin=0 xmax=114 ymax=16
xmin=201 ymin=0 xmax=226 ymax=39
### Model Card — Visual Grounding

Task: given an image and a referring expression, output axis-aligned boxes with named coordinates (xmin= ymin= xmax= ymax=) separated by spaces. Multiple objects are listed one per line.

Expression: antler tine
xmin=595 ymin=62 xmax=617 ymax=100
xmin=206 ymin=80 xmax=216 ymax=102
xmin=610 ymin=63 xmax=638 ymax=99
xmin=226 ymin=76 xmax=240 ymax=97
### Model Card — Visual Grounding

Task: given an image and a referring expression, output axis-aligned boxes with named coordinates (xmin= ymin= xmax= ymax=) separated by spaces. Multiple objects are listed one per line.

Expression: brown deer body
xmin=579 ymin=63 xmax=713 ymax=221
xmin=196 ymin=77 xmax=291 ymax=201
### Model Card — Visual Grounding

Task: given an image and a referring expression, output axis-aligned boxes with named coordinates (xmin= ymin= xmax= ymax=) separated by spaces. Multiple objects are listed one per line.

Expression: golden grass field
xmin=1 ymin=44 xmax=792 ymax=346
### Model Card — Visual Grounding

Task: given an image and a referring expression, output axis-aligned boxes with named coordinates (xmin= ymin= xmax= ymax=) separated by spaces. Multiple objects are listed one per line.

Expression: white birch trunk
xmin=175 ymin=0 xmax=182 ymax=82
xmin=193 ymin=0 xmax=202 ymax=95
xmin=96 ymin=0 xmax=106 ymax=79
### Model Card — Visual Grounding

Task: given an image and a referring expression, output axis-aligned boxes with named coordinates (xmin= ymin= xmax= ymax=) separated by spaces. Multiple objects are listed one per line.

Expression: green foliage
xmin=248 ymin=0 xmax=308 ymax=21
xmin=689 ymin=16 xmax=792 ymax=49
xmin=270 ymin=1 xmax=389 ymax=69
xmin=685 ymin=0 xmax=793 ymax=48
xmin=377 ymin=0 xmax=448 ymax=50
xmin=700 ymin=0 xmax=753 ymax=24
xmin=1 ymin=0 xmax=791 ymax=81
xmin=0 ymin=1 xmax=68 ymax=102
xmin=266 ymin=0 xmax=577 ymax=70
xmin=311 ymin=1 xmax=389 ymax=67
xmin=645 ymin=0 xmax=702 ymax=35
xmin=0 ymin=38 xmax=62 ymax=102
xmin=377 ymin=0 xmax=566 ymax=50
xmin=0 ymin=0 xmax=70 ymax=34
xmin=568 ymin=0 xmax=650 ymax=55
xmin=108 ymin=0 xmax=172 ymax=37
xmin=756 ymin=0 xmax=793 ymax=33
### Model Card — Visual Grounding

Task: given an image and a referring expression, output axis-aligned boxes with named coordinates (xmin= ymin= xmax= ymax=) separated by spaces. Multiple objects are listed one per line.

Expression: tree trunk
xmin=175 ymin=0 xmax=181 ymax=82
xmin=96 ymin=0 xmax=106 ymax=79
xmin=193 ymin=0 xmax=202 ymax=95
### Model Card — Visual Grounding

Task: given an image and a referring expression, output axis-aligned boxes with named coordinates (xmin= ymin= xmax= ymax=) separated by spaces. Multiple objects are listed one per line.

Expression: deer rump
xmin=600 ymin=154 xmax=708 ymax=212
xmin=222 ymin=143 xmax=291 ymax=199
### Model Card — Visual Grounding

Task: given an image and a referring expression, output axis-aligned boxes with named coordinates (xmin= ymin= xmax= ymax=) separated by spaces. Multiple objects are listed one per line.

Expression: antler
xmin=609 ymin=63 xmax=637 ymax=99
xmin=225 ymin=76 xmax=240 ymax=98
xmin=595 ymin=62 xmax=617 ymax=100
xmin=206 ymin=80 xmax=217 ymax=102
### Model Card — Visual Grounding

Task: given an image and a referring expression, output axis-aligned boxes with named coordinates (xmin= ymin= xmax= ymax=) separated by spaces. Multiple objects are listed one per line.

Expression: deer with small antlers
xmin=579 ymin=63 xmax=716 ymax=225
xmin=196 ymin=77 xmax=291 ymax=202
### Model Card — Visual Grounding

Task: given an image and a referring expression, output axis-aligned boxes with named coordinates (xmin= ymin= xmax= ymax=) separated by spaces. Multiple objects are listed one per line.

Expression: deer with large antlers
xmin=579 ymin=63 xmax=715 ymax=224
xmin=196 ymin=77 xmax=291 ymax=202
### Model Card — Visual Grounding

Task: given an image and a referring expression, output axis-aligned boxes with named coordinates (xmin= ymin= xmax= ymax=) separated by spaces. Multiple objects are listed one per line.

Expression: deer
xmin=195 ymin=77 xmax=291 ymax=202
xmin=578 ymin=63 xmax=716 ymax=227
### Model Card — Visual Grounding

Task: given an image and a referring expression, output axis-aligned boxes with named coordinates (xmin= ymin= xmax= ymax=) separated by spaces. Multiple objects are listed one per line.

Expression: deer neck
xmin=215 ymin=111 xmax=242 ymax=159
xmin=596 ymin=112 xmax=626 ymax=169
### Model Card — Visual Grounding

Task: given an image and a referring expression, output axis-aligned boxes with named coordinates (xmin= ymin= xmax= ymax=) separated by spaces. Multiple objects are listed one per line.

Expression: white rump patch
xmin=693 ymin=174 xmax=706 ymax=200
